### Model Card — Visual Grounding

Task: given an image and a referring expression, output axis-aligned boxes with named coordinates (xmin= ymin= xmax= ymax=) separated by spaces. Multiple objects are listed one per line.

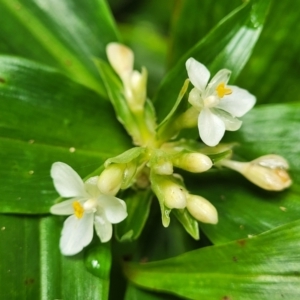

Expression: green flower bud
xmin=97 ymin=164 xmax=125 ymax=196
xmin=163 ymin=182 xmax=187 ymax=209
xmin=173 ymin=152 xmax=212 ymax=173
xmin=152 ymin=161 xmax=173 ymax=175
xmin=151 ymin=174 xmax=187 ymax=209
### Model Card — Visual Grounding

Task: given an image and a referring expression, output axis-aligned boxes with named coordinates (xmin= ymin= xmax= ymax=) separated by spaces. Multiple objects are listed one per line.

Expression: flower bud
xmin=173 ymin=153 xmax=212 ymax=173
xmin=186 ymin=194 xmax=218 ymax=224
xmin=151 ymin=174 xmax=187 ymax=209
xmin=106 ymin=43 xmax=134 ymax=81
xmin=153 ymin=161 xmax=173 ymax=175
xmin=97 ymin=164 xmax=125 ymax=196
xmin=121 ymin=163 xmax=137 ymax=189
xmin=220 ymin=155 xmax=292 ymax=191
xmin=176 ymin=106 xmax=199 ymax=129
xmin=106 ymin=43 xmax=147 ymax=113
xmin=163 ymin=182 xmax=187 ymax=209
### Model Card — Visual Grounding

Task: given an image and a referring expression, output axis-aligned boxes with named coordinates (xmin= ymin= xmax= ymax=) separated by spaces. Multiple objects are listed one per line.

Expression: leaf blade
xmin=125 ymin=220 xmax=300 ymax=300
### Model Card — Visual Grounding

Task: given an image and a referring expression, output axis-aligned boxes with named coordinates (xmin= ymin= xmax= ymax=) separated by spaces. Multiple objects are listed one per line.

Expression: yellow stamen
xmin=73 ymin=201 xmax=84 ymax=219
xmin=216 ymin=82 xmax=232 ymax=98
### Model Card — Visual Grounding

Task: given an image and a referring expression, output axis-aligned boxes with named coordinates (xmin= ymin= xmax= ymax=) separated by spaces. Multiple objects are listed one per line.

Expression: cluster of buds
xmin=151 ymin=172 xmax=218 ymax=226
xmin=50 ymin=42 xmax=293 ymax=256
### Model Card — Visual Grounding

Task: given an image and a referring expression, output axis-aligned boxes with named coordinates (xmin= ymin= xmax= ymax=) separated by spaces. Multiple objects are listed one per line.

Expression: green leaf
xmin=125 ymin=284 xmax=180 ymax=300
xmin=115 ymin=188 xmax=153 ymax=242
xmin=105 ymin=147 xmax=146 ymax=166
xmin=0 ymin=0 xmax=119 ymax=95
xmin=237 ymin=0 xmax=300 ymax=105
xmin=168 ymin=0 xmax=242 ymax=68
xmin=193 ymin=103 xmax=300 ymax=244
xmin=0 ymin=57 xmax=131 ymax=213
xmin=95 ymin=59 xmax=141 ymax=143
xmin=0 ymin=215 xmax=110 ymax=299
xmin=124 ymin=220 xmax=300 ymax=300
xmin=172 ymin=209 xmax=199 ymax=240
xmin=154 ymin=0 xmax=271 ymax=123
xmin=156 ymin=79 xmax=190 ymax=143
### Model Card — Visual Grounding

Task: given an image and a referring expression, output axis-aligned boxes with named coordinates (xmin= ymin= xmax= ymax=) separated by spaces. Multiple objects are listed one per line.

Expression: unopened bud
xmin=122 ymin=163 xmax=137 ymax=189
xmin=97 ymin=164 xmax=124 ymax=195
xmin=106 ymin=43 xmax=134 ymax=80
xmin=124 ymin=68 xmax=148 ymax=112
xmin=220 ymin=155 xmax=292 ymax=191
xmin=173 ymin=153 xmax=212 ymax=173
xmin=186 ymin=194 xmax=218 ymax=224
xmin=163 ymin=183 xmax=187 ymax=209
xmin=152 ymin=174 xmax=187 ymax=209
xmin=176 ymin=106 xmax=199 ymax=129
xmin=153 ymin=161 xmax=173 ymax=175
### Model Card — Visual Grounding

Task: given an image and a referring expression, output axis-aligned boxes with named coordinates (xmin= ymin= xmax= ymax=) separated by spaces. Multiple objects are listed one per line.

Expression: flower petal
xmin=97 ymin=195 xmax=128 ymax=224
xmin=205 ymin=69 xmax=231 ymax=98
xmin=84 ymin=176 xmax=100 ymax=198
xmin=106 ymin=42 xmax=134 ymax=80
xmin=50 ymin=199 xmax=75 ymax=215
xmin=59 ymin=213 xmax=94 ymax=256
xmin=198 ymin=108 xmax=225 ymax=147
xmin=216 ymin=86 xmax=256 ymax=117
xmin=212 ymin=108 xmax=242 ymax=131
xmin=51 ymin=162 xmax=88 ymax=198
xmin=94 ymin=214 xmax=113 ymax=243
xmin=186 ymin=58 xmax=210 ymax=92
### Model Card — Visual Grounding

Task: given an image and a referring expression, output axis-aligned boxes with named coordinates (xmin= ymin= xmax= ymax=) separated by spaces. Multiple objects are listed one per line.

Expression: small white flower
xmin=186 ymin=58 xmax=256 ymax=147
xmin=50 ymin=162 xmax=127 ymax=256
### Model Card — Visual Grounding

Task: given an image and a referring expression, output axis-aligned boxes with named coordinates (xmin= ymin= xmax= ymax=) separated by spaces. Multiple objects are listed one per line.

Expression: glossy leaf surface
xmin=125 ymin=220 xmax=300 ymax=300
xmin=0 ymin=57 xmax=131 ymax=213
xmin=0 ymin=215 xmax=110 ymax=299
xmin=168 ymin=0 xmax=242 ymax=68
xmin=237 ymin=0 xmax=300 ymax=105
xmin=115 ymin=189 xmax=153 ymax=242
xmin=0 ymin=0 xmax=119 ymax=95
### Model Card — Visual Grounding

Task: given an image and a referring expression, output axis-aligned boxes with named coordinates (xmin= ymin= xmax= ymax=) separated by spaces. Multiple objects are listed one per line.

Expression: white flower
xmin=50 ymin=162 xmax=127 ymax=256
xmin=186 ymin=58 xmax=256 ymax=147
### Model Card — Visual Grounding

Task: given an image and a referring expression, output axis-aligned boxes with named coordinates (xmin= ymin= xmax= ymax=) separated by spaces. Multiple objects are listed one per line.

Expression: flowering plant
xmin=0 ymin=0 xmax=300 ymax=299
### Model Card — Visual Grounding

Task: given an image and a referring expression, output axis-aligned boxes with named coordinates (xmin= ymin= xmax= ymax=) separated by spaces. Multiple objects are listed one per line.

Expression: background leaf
xmin=115 ymin=188 xmax=153 ymax=242
xmin=0 ymin=215 xmax=111 ymax=299
xmin=168 ymin=0 xmax=242 ymax=68
xmin=0 ymin=0 xmax=119 ymax=95
xmin=0 ymin=57 xmax=131 ymax=213
xmin=237 ymin=0 xmax=300 ymax=105
xmin=125 ymin=220 xmax=300 ymax=300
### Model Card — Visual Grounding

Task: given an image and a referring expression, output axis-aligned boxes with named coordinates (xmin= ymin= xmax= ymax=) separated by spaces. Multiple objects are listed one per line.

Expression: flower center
xmin=275 ymin=169 xmax=291 ymax=183
xmin=216 ymin=82 xmax=232 ymax=98
xmin=73 ymin=201 xmax=84 ymax=219
xmin=83 ymin=198 xmax=98 ymax=212
xmin=204 ymin=95 xmax=219 ymax=108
